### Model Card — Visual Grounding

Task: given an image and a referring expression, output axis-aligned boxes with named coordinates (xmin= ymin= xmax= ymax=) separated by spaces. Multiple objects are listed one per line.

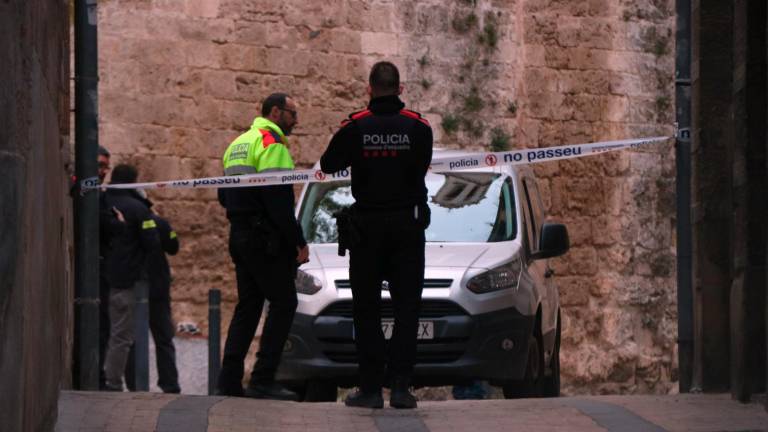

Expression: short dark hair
xmin=369 ymin=61 xmax=400 ymax=94
xmin=110 ymin=164 xmax=138 ymax=185
xmin=261 ymin=93 xmax=290 ymax=117
xmin=98 ymin=146 xmax=110 ymax=157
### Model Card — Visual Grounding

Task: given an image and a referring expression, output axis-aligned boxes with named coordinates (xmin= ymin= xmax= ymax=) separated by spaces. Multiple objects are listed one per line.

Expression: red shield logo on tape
xmin=314 ymin=171 xmax=326 ymax=181
xmin=157 ymin=183 xmax=167 ymax=188
xmin=485 ymin=154 xmax=498 ymax=166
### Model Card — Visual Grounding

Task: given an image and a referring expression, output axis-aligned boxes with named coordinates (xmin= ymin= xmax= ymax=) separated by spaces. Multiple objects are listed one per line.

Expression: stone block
xmin=348 ymin=1 xmax=395 ymax=32
xmin=562 ymin=94 xmax=606 ymax=122
xmin=604 ymin=95 xmax=630 ymax=122
xmin=526 ymin=92 xmax=569 ymax=120
xmin=568 ymin=70 xmax=616 ymax=95
xmin=217 ymin=100 xmax=257 ymax=131
xmin=564 ymin=176 xmax=606 ymax=216
xmin=306 ymin=52 xmax=356 ymax=82
xmin=142 ymin=39 xmax=184 ymax=66
xmin=524 ymin=0 xmax=590 ymax=16
xmin=230 ymin=72 xmax=267 ymax=103
xmin=100 ymin=60 xmax=142 ymax=95
xmin=600 ymin=245 xmax=635 ymax=275
xmin=523 ymin=14 xmax=558 ymax=46
xmin=525 ymin=44 xmax=547 ymax=67
xmin=206 ymin=129 xmax=240 ymax=159
xmin=568 ymin=247 xmax=599 ymax=276
xmin=517 ymin=118 xmax=541 ymax=150
xmin=218 ymin=44 xmax=261 ymax=71
xmin=219 ymin=0 xmax=283 ymax=20
xmin=328 ymin=28 xmax=362 ymax=54
xmin=575 ymin=47 xmax=612 ymax=70
xmin=186 ymin=0 xmax=220 ymax=18
xmin=563 ymin=216 xmax=593 ymax=247
xmin=184 ymin=41 xmax=221 ymax=69
xmin=360 ymin=32 xmax=399 ymax=56
xmin=253 ymin=48 xmax=310 ymax=76
xmin=284 ymin=0 xmax=347 ymax=28
xmin=231 ymin=20 xmax=268 ymax=46
xmin=609 ymin=72 xmax=646 ymax=96
xmin=627 ymin=97 xmax=657 ymax=123
xmin=558 ymin=276 xmax=591 ymax=306
xmin=561 ymin=121 xmax=595 ymax=144
xmin=524 ymin=68 xmax=559 ymax=93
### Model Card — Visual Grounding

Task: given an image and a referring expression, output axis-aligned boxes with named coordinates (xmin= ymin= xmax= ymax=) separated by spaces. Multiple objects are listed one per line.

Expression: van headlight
xmin=295 ymin=270 xmax=323 ymax=295
xmin=466 ymin=257 xmax=522 ymax=294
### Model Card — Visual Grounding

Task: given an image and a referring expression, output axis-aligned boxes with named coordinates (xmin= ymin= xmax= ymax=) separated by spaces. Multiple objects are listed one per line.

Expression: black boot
xmin=390 ymin=376 xmax=417 ymax=409
xmin=344 ymin=389 xmax=384 ymax=409
xmin=245 ymin=381 xmax=298 ymax=401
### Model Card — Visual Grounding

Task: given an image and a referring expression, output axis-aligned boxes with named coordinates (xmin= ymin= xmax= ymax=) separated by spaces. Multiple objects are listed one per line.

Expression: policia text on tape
xmin=84 ymin=136 xmax=669 ymax=192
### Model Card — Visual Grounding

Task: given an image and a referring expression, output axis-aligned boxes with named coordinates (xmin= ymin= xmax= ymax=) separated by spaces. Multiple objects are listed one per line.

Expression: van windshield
xmin=298 ymin=172 xmax=516 ymax=243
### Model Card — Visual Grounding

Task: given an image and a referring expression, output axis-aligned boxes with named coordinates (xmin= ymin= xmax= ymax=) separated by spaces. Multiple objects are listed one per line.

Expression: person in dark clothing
xmin=320 ymin=61 xmax=433 ymax=409
xmin=96 ymin=146 xmax=125 ymax=389
xmin=102 ymin=164 xmax=161 ymax=391
xmin=216 ymin=93 xmax=309 ymax=400
xmin=125 ymin=209 xmax=181 ymax=394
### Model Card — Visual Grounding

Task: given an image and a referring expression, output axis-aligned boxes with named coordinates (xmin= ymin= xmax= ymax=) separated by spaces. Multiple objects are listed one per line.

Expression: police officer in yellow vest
xmin=217 ymin=93 xmax=309 ymax=400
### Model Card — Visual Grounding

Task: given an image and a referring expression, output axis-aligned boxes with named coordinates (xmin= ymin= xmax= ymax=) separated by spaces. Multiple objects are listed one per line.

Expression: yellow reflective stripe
xmin=142 ymin=219 xmax=157 ymax=229
xmin=224 ymin=165 xmax=257 ymax=176
xmin=170 ymin=231 xmax=177 ymax=239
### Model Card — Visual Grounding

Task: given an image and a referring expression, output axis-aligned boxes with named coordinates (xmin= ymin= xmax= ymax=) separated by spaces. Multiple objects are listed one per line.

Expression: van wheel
xmin=542 ymin=311 xmax=561 ymax=397
xmin=502 ymin=334 xmax=543 ymax=399
xmin=301 ymin=380 xmax=338 ymax=402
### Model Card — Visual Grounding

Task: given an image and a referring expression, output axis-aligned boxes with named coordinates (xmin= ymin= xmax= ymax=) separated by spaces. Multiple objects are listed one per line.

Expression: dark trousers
xmin=99 ymin=265 xmax=111 ymax=387
xmin=349 ymin=208 xmax=426 ymax=393
xmin=125 ymin=298 xmax=180 ymax=393
xmin=217 ymin=223 xmax=298 ymax=392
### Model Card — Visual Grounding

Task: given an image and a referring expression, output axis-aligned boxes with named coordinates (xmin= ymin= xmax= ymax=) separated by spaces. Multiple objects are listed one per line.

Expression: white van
xmin=277 ymin=149 xmax=570 ymax=401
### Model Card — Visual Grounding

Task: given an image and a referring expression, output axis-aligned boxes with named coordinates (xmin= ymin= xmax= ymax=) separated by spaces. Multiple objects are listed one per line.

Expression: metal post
xmin=208 ymin=289 xmax=221 ymax=395
xmin=133 ymin=281 xmax=150 ymax=391
xmin=74 ymin=0 xmax=100 ymax=391
xmin=675 ymin=0 xmax=694 ymax=393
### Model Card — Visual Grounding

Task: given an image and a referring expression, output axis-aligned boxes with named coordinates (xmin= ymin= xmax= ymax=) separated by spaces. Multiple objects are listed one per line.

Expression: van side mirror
xmin=533 ymin=223 xmax=569 ymax=259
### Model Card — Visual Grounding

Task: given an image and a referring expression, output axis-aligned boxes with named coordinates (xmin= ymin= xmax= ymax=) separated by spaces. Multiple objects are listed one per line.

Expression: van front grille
xmin=334 ymin=279 xmax=453 ymax=289
xmin=319 ymin=300 xmax=467 ymax=319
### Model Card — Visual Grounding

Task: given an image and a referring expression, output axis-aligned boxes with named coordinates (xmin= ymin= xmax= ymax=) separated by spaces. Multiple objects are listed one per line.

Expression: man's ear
xmin=398 ymin=84 xmax=404 ymax=95
xmin=366 ymin=85 xmax=373 ymax=97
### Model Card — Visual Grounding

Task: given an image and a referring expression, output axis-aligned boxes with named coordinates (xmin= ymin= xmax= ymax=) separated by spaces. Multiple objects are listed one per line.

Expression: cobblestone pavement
xmin=56 ymin=391 xmax=768 ymax=432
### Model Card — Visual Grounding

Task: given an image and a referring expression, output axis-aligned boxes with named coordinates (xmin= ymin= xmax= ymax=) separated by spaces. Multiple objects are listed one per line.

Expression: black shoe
xmin=215 ymin=386 xmax=244 ymax=397
xmin=344 ymin=389 xmax=384 ymax=409
xmin=102 ymin=383 xmax=123 ymax=392
xmin=244 ymin=382 xmax=298 ymax=401
xmin=390 ymin=376 xmax=417 ymax=409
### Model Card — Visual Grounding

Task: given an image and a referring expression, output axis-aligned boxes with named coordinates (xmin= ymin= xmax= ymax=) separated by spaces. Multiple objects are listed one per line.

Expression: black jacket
xmin=99 ymin=190 xmax=124 ymax=261
xmin=103 ymin=189 xmax=161 ymax=289
xmin=320 ymin=95 xmax=433 ymax=210
xmin=218 ymin=184 xmax=307 ymax=251
xmin=147 ymin=214 xmax=179 ymax=300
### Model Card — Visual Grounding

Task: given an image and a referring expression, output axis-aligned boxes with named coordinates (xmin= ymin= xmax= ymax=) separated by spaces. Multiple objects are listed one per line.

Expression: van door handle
xmin=544 ymin=268 xmax=554 ymax=278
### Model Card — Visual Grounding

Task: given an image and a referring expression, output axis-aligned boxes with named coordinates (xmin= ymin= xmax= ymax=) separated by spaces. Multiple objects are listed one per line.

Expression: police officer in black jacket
xmin=320 ymin=61 xmax=433 ymax=409
xmin=125 ymin=207 xmax=181 ymax=394
xmin=102 ymin=164 xmax=161 ymax=391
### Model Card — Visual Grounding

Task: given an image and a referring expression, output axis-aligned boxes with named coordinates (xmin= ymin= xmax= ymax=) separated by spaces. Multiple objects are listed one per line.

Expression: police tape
xmin=86 ymin=136 xmax=669 ymax=191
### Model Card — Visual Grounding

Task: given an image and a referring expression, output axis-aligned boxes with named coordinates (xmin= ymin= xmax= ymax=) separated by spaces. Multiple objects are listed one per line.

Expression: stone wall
xmin=0 ymin=0 xmax=72 ymax=431
xmin=97 ymin=0 xmax=676 ymax=394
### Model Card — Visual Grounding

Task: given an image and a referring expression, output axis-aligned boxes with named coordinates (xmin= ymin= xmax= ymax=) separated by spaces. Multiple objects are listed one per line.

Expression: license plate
xmin=353 ymin=321 xmax=434 ymax=340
